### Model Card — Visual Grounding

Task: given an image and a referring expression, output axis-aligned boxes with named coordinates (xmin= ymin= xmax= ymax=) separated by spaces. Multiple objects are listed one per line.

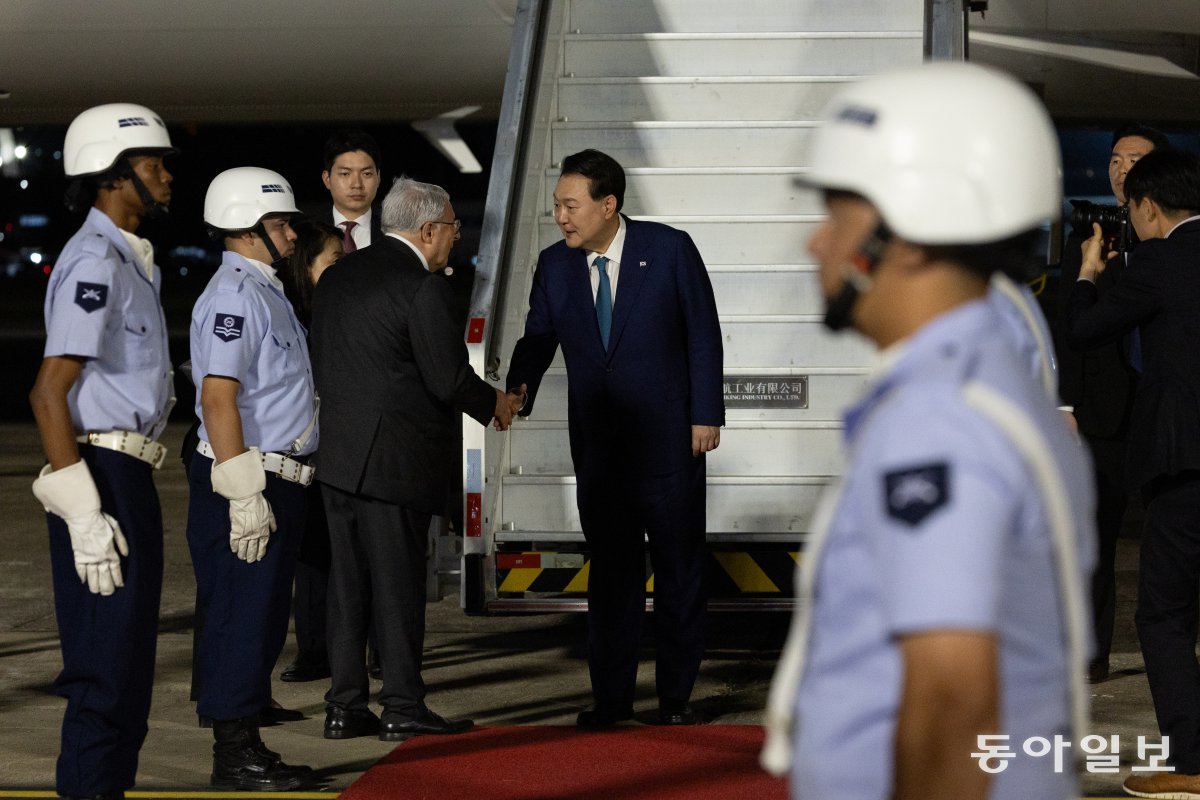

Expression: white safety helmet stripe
xmin=64 ymin=103 xmax=176 ymax=178
xmin=204 ymin=167 xmax=301 ymax=231
xmin=805 ymin=62 xmax=1062 ymax=244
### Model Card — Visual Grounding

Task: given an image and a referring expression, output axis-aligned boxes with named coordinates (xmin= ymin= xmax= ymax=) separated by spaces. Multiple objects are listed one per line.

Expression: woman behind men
xmin=279 ymin=220 xmax=342 ymax=682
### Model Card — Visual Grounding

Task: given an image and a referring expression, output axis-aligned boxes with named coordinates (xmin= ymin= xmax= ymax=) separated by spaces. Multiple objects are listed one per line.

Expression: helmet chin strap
xmin=253 ymin=221 xmax=288 ymax=268
xmin=121 ymin=158 xmax=170 ymax=220
xmin=822 ymin=222 xmax=893 ymax=332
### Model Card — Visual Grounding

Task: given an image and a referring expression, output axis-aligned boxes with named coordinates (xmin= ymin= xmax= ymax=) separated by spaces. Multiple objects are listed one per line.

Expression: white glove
xmin=32 ymin=461 xmax=129 ymax=596
xmin=210 ymin=448 xmax=276 ymax=563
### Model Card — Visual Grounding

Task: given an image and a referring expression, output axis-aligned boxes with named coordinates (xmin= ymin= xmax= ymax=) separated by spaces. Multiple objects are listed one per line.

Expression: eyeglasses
xmin=428 ymin=219 xmax=462 ymax=233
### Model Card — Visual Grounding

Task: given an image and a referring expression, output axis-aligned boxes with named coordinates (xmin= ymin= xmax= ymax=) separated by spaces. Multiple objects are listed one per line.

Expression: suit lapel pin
xmin=639 ymin=260 xmax=647 ymax=268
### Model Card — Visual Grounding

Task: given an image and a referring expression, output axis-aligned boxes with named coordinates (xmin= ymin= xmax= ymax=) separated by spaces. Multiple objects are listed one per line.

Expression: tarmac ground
xmin=0 ymin=422 xmax=1167 ymax=798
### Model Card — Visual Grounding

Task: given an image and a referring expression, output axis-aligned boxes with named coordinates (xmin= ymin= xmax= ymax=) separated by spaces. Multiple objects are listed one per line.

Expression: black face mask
xmin=821 ymin=222 xmax=893 ymax=333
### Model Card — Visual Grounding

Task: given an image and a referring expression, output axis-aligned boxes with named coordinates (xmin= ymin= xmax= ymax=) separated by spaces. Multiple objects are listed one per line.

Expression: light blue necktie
xmin=594 ymin=255 xmax=612 ymax=350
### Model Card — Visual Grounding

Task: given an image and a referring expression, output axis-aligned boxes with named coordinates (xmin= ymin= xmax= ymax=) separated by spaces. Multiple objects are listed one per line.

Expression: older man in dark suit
xmin=1067 ymin=148 xmax=1200 ymax=796
xmin=506 ymin=149 xmax=724 ymax=727
xmin=310 ymin=177 xmax=513 ymax=741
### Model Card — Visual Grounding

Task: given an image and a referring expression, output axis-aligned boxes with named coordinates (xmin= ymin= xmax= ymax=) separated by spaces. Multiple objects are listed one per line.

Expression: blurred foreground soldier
xmin=761 ymin=63 xmax=1096 ymax=800
xmin=28 ymin=102 xmax=175 ymax=800
xmin=1066 ymin=148 xmax=1200 ymax=798
xmin=311 ymin=177 xmax=512 ymax=741
xmin=187 ymin=168 xmax=318 ymax=789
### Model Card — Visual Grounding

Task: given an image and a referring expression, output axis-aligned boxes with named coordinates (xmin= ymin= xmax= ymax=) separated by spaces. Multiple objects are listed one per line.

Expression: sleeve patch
xmin=74 ymin=282 xmax=108 ymax=312
xmin=884 ymin=462 xmax=949 ymax=527
xmin=213 ymin=313 xmax=245 ymax=341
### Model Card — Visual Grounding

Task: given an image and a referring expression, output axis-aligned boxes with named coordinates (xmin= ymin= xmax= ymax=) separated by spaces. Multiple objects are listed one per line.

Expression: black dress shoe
xmin=1088 ymin=658 xmax=1111 ymax=684
xmin=324 ymin=707 xmax=381 ymax=740
xmin=280 ymin=651 xmax=331 ymax=683
xmin=260 ymin=702 xmax=306 ymax=725
xmin=657 ymin=705 xmax=699 ymax=726
xmin=576 ymin=704 xmax=635 ymax=728
xmin=379 ymin=708 xmax=473 ymax=740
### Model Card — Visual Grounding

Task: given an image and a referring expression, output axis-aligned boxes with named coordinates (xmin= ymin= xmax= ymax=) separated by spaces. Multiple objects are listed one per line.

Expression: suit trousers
xmin=186 ymin=454 xmax=304 ymax=721
xmin=576 ymin=457 xmax=707 ymax=708
xmin=48 ymin=446 xmax=163 ymax=797
xmin=1136 ymin=473 xmax=1200 ymax=773
xmin=323 ymin=484 xmax=431 ymax=719
xmin=292 ymin=481 xmax=331 ymax=657
xmin=1086 ymin=435 xmax=1129 ymax=663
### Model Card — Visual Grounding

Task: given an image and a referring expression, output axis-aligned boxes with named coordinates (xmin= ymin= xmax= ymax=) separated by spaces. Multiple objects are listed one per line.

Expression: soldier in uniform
xmin=186 ymin=167 xmax=318 ymax=790
xmin=761 ymin=63 xmax=1097 ymax=800
xmin=29 ymin=102 xmax=176 ymax=800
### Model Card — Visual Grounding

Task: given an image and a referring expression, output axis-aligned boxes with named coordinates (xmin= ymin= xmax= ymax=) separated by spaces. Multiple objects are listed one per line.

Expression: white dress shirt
xmin=332 ymin=207 xmax=374 ymax=251
xmin=588 ymin=216 xmax=627 ymax=305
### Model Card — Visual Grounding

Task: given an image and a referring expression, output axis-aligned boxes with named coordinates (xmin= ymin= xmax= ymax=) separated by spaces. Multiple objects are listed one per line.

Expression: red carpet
xmin=340 ymin=724 xmax=788 ymax=800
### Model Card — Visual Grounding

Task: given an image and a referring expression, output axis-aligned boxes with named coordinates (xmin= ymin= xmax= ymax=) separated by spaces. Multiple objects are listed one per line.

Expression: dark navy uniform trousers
xmin=186 ymin=453 xmax=303 ymax=721
xmin=47 ymin=445 xmax=163 ymax=797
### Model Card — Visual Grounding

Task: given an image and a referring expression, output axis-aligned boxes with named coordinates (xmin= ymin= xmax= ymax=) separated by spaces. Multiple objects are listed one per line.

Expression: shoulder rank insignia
xmin=213 ymin=313 xmax=245 ymax=342
xmin=884 ymin=463 xmax=949 ymax=526
xmin=74 ymin=282 xmax=108 ymax=313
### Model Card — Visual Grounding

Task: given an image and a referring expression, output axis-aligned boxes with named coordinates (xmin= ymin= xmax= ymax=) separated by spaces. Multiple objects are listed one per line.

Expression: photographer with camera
xmin=1067 ymin=147 xmax=1200 ymax=796
xmin=1056 ymin=123 xmax=1168 ymax=686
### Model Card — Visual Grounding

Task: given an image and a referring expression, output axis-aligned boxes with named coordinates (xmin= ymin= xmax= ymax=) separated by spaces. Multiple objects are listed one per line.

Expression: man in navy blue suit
xmin=506 ymin=149 xmax=724 ymax=727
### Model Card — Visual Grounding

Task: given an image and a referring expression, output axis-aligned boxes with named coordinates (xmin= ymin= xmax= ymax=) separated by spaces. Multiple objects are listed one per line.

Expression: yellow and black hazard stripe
xmin=709 ymin=550 xmax=800 ymax=595
xmin=496 ymin=550 xmax=800 ymax=596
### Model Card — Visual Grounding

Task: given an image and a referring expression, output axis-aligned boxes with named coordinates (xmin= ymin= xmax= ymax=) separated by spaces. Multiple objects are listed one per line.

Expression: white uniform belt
xmin=77 ymin=430 xmax=167 ymax=469
xmin=195 ymin=440 xmax=315 ymax=487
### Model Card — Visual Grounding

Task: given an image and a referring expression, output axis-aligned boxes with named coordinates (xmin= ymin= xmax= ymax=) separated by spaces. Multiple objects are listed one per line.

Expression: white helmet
xmin=805 ymin=62 xmax=1061 ymax=244
xmin=204 ymin=167 xmax=300 ymax=231
xmin=63 ymin=103 xmax=175 ymax=178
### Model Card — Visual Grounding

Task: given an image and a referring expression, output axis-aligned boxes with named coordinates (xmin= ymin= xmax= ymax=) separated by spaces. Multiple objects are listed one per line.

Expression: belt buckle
xmin=281 ymin=457 xmax=300 ymax=483
xmin=149 ymin=442 xmax=166 ymax=470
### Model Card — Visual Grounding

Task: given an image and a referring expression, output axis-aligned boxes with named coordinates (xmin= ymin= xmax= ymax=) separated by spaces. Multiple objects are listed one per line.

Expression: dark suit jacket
xmin=322 ymin=206 xmax=383 ymax=245
xmin=310 ymin=236 xmax=496 ymax=512
xmin=1055 ymin=234 xmax=1138 ymax=439
xmin=507 ymin=216 xmax=724 ymax=483
xmin=1067 ymin=219 xmax=1200 ymax=492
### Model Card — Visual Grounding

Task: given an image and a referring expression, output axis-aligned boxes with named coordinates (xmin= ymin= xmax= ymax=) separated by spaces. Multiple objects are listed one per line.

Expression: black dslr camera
xmin=1068 ymin=199 xmax=1132 ymax=254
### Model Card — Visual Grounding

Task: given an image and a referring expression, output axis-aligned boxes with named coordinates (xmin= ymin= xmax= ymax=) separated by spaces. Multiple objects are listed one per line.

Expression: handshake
xmin=493 ymin=383 xmax=528 ymax=431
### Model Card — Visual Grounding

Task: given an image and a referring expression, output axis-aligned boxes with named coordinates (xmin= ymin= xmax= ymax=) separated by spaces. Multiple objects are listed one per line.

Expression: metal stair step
xmin=498 ymin=473 xmax=833 ymax=536
xmin=557 ymin=76 xmax=855 ymax=122
xmin=507 ymin=421 xmax=848 ymax=477
xmin=551 ymin=121 xmax=821 ymax=168
xmin=538 ymin=216 xmax=824 ymax=263
xmin=567 ymin=0 xmax=924 ymax=34
xmin=496 ymin=367 xmax=869 ymax=424
xmin=543 ymin=167 xmax=822 ymax=215
xmin=563 ymin=32 xmax=921 ymax=78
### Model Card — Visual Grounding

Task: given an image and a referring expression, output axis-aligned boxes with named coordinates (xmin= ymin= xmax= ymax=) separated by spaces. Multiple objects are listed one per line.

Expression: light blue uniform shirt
xmin=190 ymin=251 xmax=317 ymax=456
xmin=987 ymin=274 xmax=1058 ymax=401
xmin=792 ymin=300 xmax=1095 ymax=800
xmin=43 ymin=207 xmax=172 ymax=437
